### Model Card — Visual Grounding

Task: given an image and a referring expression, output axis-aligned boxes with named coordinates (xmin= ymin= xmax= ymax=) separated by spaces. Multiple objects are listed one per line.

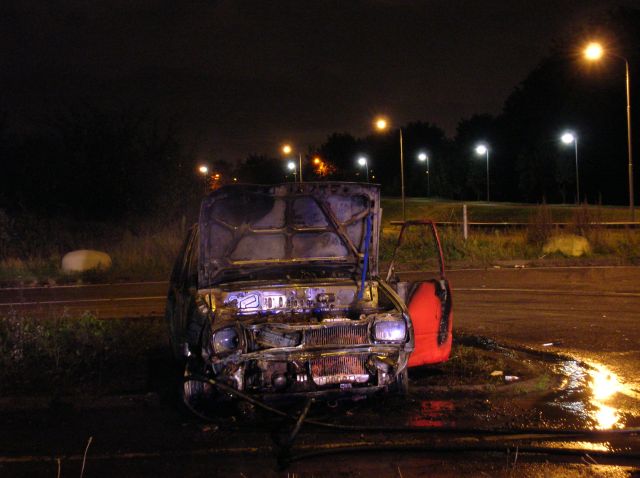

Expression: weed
xmin=0 ymin=314 xmax=167 ymax=395
xmin=526 ymin=203 xmax=554 ymax=246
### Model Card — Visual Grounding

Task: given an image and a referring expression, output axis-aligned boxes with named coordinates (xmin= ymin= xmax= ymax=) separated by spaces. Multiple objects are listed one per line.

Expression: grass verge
xmin=0 ymin=314 xmax=168 ymax=396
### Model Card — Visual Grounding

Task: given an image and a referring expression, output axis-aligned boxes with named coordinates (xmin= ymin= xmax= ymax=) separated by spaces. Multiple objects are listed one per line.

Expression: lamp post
xmin=584 ymin=41 xmax=634 ymax=220
xmin=286 ymin=160 xmax=297 ymax=182
xmin=418 ymin=152 xmax=430 ymax=197
xmin=475 ymin=144 xmax=490 ymax=202
xmin=375 ymin=117 xmax=405 ymax=220
xmin=357 ymin=156 xmax=369 ymax=182
xmin=198 ymin=165 xmax=209 ymax=193
xmin=282 ymin=144 xmax=303 ymax=183
xmin=561 ymin=131 xmax=580 ymax=203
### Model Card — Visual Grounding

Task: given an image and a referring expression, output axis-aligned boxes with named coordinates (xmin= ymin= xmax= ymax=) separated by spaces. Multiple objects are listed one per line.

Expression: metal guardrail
xmin=390 ymin=221 xmax=640 ymax=228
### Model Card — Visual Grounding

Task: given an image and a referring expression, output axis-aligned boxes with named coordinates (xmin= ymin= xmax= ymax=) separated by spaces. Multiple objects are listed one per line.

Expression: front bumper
xmin=204 ymin=345 xmax=408 ymax=398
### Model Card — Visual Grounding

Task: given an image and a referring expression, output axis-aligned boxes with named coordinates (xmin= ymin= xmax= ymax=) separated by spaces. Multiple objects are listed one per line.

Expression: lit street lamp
xmin=561 ymin=131 xmax=580 ymax=203
xmin=357 ymin=156 xmax=369 ymax=182
xmin=584 ymin=41 xmax=634 ymax=220
xmin=374 ymin=117 xmax=406 ymax=220
xmin=282 ymin=144 xmax=303 ymax=183
xmin=198 ymin=165 xmax=209 ymax=193
xmin=286 ymin=160 xmax=297 ymax=182
xmin=475 ymin=144 xmax=490 ymax=202
xmin=418 ymin=152 xmax=430 ymax=197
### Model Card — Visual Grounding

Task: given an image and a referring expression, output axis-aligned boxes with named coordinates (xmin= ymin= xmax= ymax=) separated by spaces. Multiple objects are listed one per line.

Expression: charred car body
xmin=166 ymin=182 xmax=452 ymax=407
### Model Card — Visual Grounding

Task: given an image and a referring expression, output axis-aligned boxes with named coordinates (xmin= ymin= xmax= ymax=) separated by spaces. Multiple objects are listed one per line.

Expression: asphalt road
xmin=2 ymin=265 xmax=638 ymax=394
xmin=2 ymin=266 xmax=640 ymax=476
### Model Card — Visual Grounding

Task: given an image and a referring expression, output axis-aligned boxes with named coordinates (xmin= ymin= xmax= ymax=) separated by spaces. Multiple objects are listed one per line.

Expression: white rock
xmin=542 ymin=234 xmax=591 ymax=257
xmin=62 ymin=250 xmax=112 ymax=273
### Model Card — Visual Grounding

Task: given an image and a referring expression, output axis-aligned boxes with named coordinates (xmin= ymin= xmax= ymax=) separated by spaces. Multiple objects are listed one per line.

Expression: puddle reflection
xmin=557 ymin=361 xmax=626 ymax=430
xmin=409 ymin=400 xmax=455 ymax=427
xmin=589 ymin=365 xmax=623 ymax=429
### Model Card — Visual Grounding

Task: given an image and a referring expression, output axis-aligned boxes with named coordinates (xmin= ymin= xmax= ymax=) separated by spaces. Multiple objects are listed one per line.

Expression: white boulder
xmin=62 ymin=250 xmax=112 ymax=273
xmin=542 ymin=234 xmax=591 ymax=257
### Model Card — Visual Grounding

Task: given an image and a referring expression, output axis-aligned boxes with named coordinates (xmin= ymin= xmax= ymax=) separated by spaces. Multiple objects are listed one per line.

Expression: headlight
xmin=373 ymin=320 xmax=407 ymax=342
xmin=212 ymin=327 xmax=240 ymax=354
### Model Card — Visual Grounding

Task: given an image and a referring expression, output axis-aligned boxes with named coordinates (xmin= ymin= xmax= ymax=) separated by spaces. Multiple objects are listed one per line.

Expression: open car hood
xmin=198 ymin=182 xmax=381 ymax=286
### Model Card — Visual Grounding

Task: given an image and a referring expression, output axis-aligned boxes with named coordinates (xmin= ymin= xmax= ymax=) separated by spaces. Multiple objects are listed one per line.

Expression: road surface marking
xmin=455 ymin=287 xmax=640 ymax=297
xmin=0 ymin=296 xmax=167 ymax=307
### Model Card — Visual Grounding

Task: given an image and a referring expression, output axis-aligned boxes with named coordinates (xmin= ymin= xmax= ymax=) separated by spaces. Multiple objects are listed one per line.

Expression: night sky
xmin=1 ymin=0 xmax=637 ymax=163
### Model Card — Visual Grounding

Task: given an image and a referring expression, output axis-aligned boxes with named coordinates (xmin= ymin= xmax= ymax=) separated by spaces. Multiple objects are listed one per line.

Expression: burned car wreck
xmin=166 ymin=182 xmax=452 ymax=408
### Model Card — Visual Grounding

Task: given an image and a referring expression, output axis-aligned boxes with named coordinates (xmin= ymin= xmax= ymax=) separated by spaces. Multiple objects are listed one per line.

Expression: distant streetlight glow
xmin=560 ymin=131 xmax=580 ymax=203
xmin=582 ymin=40 xmax=634 ymax=220
xmin=357 ymin=156 xmax=369 ymax=182
xmin=198 ymin=165 xmax=209 ymax=194
xmin=475 ymin=143 xmax=490 ymax=201
xmin=584 ymin=42 xmax=604 ymax=61
xmin=561 ymin=132 xmax=575 ymax=144
xmin=373 ymin=116 xmax=405 ymax=219
xmin=281 ymin=143 xmax=302 ymax=182
xmin=286 ymin=160 xmax=297 ymax=182
xmin=417 ymin=152 xmax=430 ymax=197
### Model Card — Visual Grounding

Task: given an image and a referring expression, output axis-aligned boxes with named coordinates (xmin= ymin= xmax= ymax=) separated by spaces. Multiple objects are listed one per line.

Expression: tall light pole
xmin=475 ymin=144 xmax=490 ymax=202
xmin=584 ymin=41 xmax=634 ymax=220
xmin=282 ymin=144 xmax=303 ymax=183
xmin=418 ymin=152 xmax=430 ymax=197
xmin=561 ymin=131 xmax=580 ymax=203
xmin=357 ymin=156 xmax=369 ymax=182
xmin=286 ymin=160 xmax=297 ymax=182
xmin=375 ymin=117 xmax=405 ymax=220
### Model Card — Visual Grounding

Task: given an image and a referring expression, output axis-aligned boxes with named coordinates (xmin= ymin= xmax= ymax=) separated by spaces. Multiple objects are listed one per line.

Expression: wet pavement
xmin=1 ymin=266 xmax=640 ymax=475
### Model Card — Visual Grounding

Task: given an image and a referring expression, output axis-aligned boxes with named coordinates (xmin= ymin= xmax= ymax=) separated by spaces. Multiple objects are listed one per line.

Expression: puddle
xmin=409 ymin=400 xmax=455 ymax=427
xmin=535 ymin=358 xmax=640 ymax=431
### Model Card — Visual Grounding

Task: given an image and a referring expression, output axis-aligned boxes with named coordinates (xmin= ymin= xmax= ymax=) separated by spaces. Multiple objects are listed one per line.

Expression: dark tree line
xmin=1 ymin=6 xmax=639 ymax=227
xmin=0 ymin=107 xmax=201 ymax=222
xmin=236 ymin=6 xmax=640 ymax=205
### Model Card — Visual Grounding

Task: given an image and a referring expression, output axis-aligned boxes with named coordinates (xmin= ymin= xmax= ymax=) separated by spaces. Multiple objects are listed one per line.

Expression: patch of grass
xmin=380 ymin=198 xmax=632 ymax=226
xmin=0 ymin=222 xmax=184 ymax=285
xmin=417 ymin=342 xmax=540 ymax=388
xmin=0 ymin=314 xmax=168 ymax=396
xmin=2 ymin=199 xmax=639 ymax=285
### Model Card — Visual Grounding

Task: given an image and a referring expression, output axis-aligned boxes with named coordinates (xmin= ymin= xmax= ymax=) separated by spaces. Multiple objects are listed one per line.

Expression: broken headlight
xmin=212 ymin=327 xmax=240 ymax=354
xmin=373 ymin=319 xmax=406 ymax=342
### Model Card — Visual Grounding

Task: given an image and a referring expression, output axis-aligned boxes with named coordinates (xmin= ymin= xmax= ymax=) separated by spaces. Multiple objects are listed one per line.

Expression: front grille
xmin=309 ymin=355 xmax=369 ymax=386
xmin=305 ymin=324 xmax=369 ymax=346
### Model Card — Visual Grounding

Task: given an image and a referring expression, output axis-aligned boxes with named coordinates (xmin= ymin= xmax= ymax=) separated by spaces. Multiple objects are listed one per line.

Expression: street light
xmin=475 ymin=144 xmax=490 ymax=202
xmin=583 ymin=41 xmax=634 ymax=220
xmin=286 ymin=160 xmax=297 ymax=182
xmin=374 ymin=117 xmax=406 ymax=220
xmin=282 ymin=144 xmax=303 ymax=183
xmin=198 ymin=165 xmax=209 ymax=193
xmin=357 ymin=156 xmax=369 ymax=182
xmin=417 ymin=152 xmax=430 ymax=197
xmin=561 ymin=131 xmax=580 ymax=203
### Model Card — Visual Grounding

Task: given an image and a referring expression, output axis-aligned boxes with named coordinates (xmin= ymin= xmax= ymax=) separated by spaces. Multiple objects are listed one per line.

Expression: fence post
xmin=463 ymin=204 xmax=468 ymax=240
